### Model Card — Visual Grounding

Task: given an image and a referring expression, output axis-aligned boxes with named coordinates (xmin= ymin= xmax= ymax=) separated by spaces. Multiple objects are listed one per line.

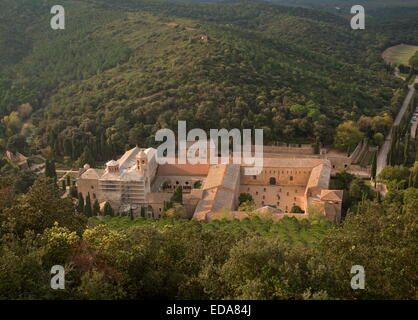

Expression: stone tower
xmin=136 ymin=149 xmax=147 ymax=175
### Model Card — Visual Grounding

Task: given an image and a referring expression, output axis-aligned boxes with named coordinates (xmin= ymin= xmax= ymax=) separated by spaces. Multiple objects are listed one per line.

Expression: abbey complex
xmin=76 ymin=144 xmax=348 ymax=223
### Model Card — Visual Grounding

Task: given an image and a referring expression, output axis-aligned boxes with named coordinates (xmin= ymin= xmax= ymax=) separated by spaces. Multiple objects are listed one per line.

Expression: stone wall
xmin=240 ymin=167 xmax=312 ymax=186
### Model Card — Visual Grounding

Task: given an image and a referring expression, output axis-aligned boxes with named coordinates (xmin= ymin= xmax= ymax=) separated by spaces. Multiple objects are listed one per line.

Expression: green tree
xmin=171 ymin=186 xmax=183 ymax=204
xmin=164 ymin=203 xmax=188 ymax=219
xmin=77 ymin=146 xmax=95 ymax=167
xmin=238 ymin=193 xmax=254 ymax=205
xmin=193 ymin=180 xmax=202 ymax=189
xmin=371 ymin=151 xmax=377 ymax=187
xmin=316 ymin=200 xmax=417 ymax=299
xmin=104 ymin=202 xmax=114 ymax=217
xmin=379 ymin=165 xmax=410 ymax=183
xmin=85 ymin=193 xmax=92 ymax=217
xmin=313 ymin=138 xmax=320 ymax=154
xmin=290 ymin=205 xmax=304 ymax=213
xmin=70 ymin=185 xmax=78 ymax=198
xmin=333 ymin=121 xmax=363 ymax=154
xmin=1 ymin=177 xmax=86 ymax=236
xmin=333 ymin=170 xmax=355 ymax=190
xmin=93 ymin=199 xmax=100 ymax=216
xmin=45 ymin=159 xmax=57 ymax=179
xmin=76 ymin=192 xmax=84 ymax=213
xmin=237 ymin=200 xmax=255 ymax=213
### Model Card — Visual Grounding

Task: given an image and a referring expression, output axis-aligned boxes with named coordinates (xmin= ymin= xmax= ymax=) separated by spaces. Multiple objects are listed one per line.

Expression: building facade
xmin=77 ymin=146 xmax=343 ymax=222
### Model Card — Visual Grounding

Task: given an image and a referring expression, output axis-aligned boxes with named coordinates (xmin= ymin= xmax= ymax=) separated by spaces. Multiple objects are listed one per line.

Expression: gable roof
xmin=320 ymin=189 xmax=343 ymax=202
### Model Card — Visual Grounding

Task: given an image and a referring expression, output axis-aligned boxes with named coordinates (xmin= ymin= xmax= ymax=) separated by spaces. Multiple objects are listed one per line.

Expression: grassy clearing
xmin=382 ymin=44 xmax=418 ymax=66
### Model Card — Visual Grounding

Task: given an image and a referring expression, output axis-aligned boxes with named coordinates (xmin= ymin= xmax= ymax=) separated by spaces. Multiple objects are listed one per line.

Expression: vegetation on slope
xmin=0 ymin=0 xmax=404 ymax=166
xmin=0 ymin=175 xmax=416 ymax=300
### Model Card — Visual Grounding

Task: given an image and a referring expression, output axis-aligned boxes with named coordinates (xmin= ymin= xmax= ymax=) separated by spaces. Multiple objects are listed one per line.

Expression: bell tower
xmin=136 ymin=149 xmax=147 ymax=175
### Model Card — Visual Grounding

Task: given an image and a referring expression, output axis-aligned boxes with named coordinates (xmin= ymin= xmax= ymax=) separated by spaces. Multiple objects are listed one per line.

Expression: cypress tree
xmin=408 ymin=171 xmax=413 ymax=188
xmin=44 ymin=159 xmax=50 ymax=177
xmin=371 ymin=151 xmax=377 ymax=187
xmin=163 ymin=201 xmax=172 ymax=213
xmin=129 ymin=207 xmax=134 ymax=220
xmin=45 ymin=159 xmax=56 ymax=178
xmin=313 ymin=138 xmax=320 ymax=155
xmin=50 ymin=160 xmax=57 ymax=179
xmin=415 ymin=145 xmax=418 ymax=162
xmin=403 ymin=134 xmax=410 ymax=166
xmin=93 ymin=199 xmax=100 ymax=216
xmin=78 ymin=146 xmax=95 ymax=167
xmin=61 ymin=179 xmax=66 ymax=191
xmin=414 ymin=170 xmax=418 ymax=188
xmin=104 ymin=202 xmax=114 ymax=217
xmin=376 ymin=191 xmax=382 ymax=203
xmin=84 ymin=193 xmax=92 ymax=217
xmin=76 ymin=193 xmax=84 ymax=213
xmin=70 ymin=185 xmax=78 ymax=198
xmin=66 ymin=175 xmax=71 ymax=187
xmin=140 ymin=206 xmax=146 ymax=218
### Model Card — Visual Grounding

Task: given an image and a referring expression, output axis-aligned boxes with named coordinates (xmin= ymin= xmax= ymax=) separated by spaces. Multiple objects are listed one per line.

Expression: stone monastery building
xmin=77 ymin=146 xmax=343 ymax=222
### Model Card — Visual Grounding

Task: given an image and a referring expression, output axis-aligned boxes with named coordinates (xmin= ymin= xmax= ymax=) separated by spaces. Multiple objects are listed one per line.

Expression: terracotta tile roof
xmin=320 ymin=190 xmax=343 ymax=202
xmin=80 ymin=168 xmax=104 ymax=179
xmin=157 ymin=163 xmax=210 ymax=176
xmin=305 ymin=163 xmax=331 ymax=191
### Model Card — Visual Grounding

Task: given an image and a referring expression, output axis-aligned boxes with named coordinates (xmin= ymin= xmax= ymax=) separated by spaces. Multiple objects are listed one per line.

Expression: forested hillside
xmin=0 ymin=0 xmax=406 ymax=164
xmin=0 ymin=175 xmax=416 ymax=299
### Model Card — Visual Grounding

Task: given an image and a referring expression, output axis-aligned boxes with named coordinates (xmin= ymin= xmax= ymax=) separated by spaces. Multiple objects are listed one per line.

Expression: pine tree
xmin=93 ymin=199 xmax=100 ymax=216
xmin=84 ymin=193 xmax=92 ymax=217
xmin=76 ymin=192 xmax=84 ymax=213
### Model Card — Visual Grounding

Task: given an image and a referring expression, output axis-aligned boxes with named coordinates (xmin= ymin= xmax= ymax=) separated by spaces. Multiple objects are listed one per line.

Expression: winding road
xmin=376 ymin=76 xmax=418 ymax=176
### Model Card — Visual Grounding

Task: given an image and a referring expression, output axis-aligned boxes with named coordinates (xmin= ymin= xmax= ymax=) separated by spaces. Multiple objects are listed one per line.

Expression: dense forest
xmin=0 ymin=173 xmax=416 ymax=299
xmin=0 ymin=0 xmax=412 ymax=165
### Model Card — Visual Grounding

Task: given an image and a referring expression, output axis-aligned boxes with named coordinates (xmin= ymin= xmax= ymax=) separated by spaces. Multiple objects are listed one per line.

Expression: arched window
xmin=269 ymin=177 xmax=276 ymax=185
xmin=290 ymin=176 xmax=293 ymax=181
